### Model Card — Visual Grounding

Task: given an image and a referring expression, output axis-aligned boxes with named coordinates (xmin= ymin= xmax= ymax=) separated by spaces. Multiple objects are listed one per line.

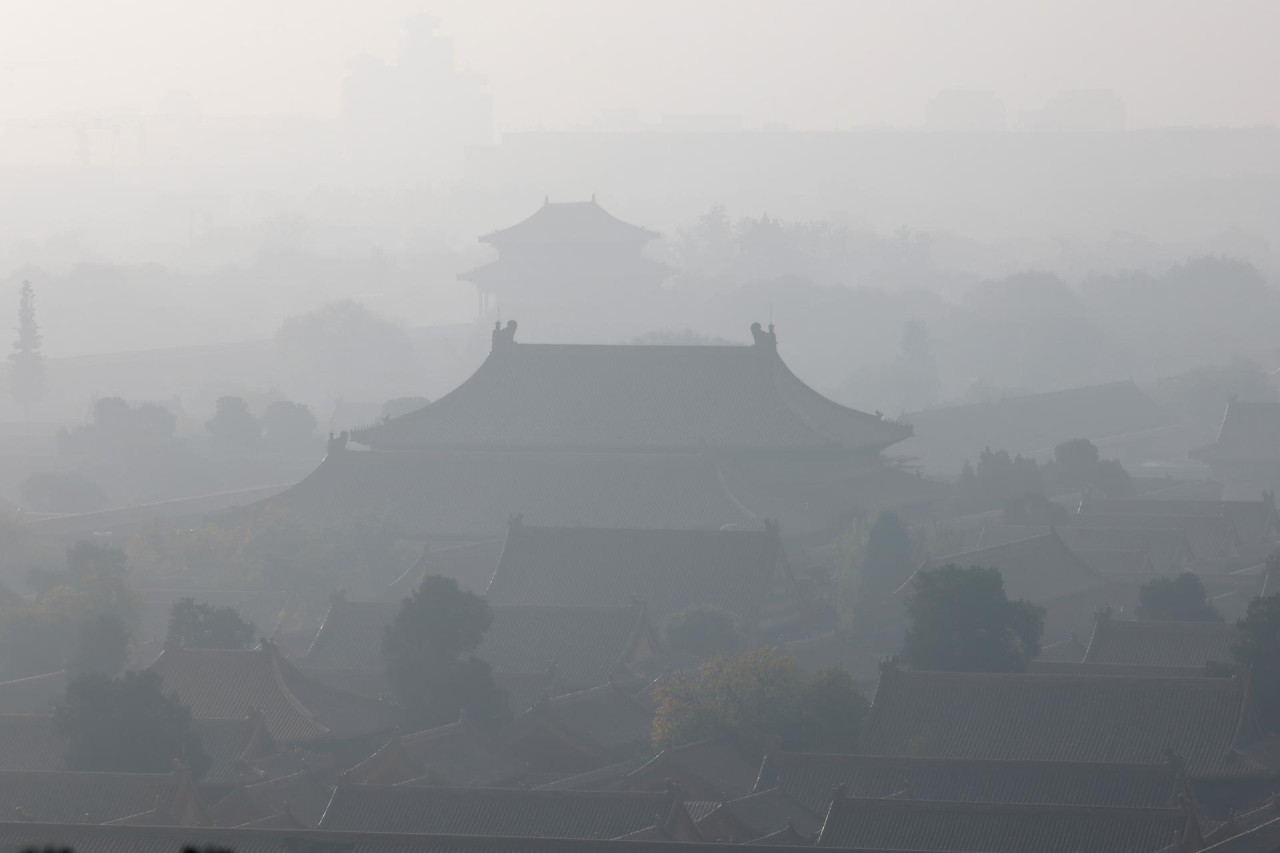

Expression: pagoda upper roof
xmin=479 ymin=198 xmax=660 ymax=246
xmin=353 ymin=322 xmax=911 ymax=454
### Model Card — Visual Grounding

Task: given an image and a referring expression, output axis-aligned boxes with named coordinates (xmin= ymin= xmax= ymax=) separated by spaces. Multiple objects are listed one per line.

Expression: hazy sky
xmin=2 ymin=0 xmax=1278 ymax=131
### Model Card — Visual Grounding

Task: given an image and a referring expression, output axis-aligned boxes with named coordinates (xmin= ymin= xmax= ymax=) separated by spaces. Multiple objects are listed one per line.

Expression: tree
xmin=260 ymin=400 xmax=316 ymax=447
xmin=651 ymin=649 xmax=866 ymax=752
xmin=9 ymin=280 xmax=43 ymax=411
xmin=66 ymin=612 xmax=131 ymax=677
xmin=664 ymin=606 xmax=740 ymax=656
xmin=382 ymin=576 xmax=506 ymax=727
xmin=206 ymin=396 xmax=261 ymax=452
xmin=167 ymin=598 xmax=256 ymax=650
xmin=1233 ymin=591 xmax=1280 ymax=731
xmin=1137 ymin=573 xmax=1222 ymax=623
xmin=903 ymin=564 xmax=1045 ymax=672
xmin=1049 ymin=438 xmax=1134 ymax=497
xmin=856 ymin=512 xmax=916 ymax=614
xmin=55 ymin=670 xmax=209 ymax=776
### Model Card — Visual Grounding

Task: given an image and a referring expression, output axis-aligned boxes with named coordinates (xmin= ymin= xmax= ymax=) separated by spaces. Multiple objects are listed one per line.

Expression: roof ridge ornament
xmin=749 ymin=322 xmax=777 ymax=349
xmin=491 ymin=320 xmax=518 ymax=351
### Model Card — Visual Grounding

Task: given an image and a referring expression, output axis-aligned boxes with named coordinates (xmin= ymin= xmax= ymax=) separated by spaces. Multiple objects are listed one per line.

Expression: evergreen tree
xmin=904 ymin=564 xmax=1045 ymax=672
xmin=167 ymin=598 xmax=256 ymax=650
xmin=1137 ymin=573 xmax=1222 ymax=622
xmin=854 ymin=511 xmax=915 ymax=625
xmin=9 ymin=280 xmax=43 ymax=412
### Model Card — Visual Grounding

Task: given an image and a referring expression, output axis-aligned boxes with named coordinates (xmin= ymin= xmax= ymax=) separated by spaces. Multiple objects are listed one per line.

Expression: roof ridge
xmin=832 ymin=795 xmax=1185 ymax=817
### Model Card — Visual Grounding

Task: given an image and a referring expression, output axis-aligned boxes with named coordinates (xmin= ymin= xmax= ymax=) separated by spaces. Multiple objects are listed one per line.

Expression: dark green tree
xmin=1137 ymin=573 xmax=1222 ymax=622
xmin=9 ymin=280 xmax=43 ymax=411
xmin=205 ymin=396 xmax=261 ymax=452
xmin=651 ymin=650 xmax=866 ymax=752
xmin=664 ymin=606 xmax=741 ymax=656
xmin=903 ymin=564 xmax=1045 ymax=672
xmin=55 ymin=670 xmax=209 ymax=776
xmin=67 ymin=612 xmax=131 ymax=677
xmin=855 ymin=511 xmax=915 ymax=617
xmin=260 ymin=400 xmax=316 ymax=447
xmin=382 ymin=576 xmax=506 ymax=727
xmin=167 ymin=598 xmax=256 ymax=650
xmin=1233 ymin=591 xmax=1280 ymax=730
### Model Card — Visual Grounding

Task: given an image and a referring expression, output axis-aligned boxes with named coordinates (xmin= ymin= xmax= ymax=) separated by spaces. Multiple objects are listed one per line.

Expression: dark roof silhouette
xmin=0 ymin=821 xmax=836 ymax=853
xmin=959 ymin=523 xmax=1196 ymax=574
xmin=758 ymin=752 xmax=1180 ymax=812
xmin=505 ymin=683 xmax=655 ymax=774
xmin=345 ymin=718 xmax=528 ymax=788
xmin=0 ymin=768 xmax=205 ymax=826
xmin=262 ymin=449 xmax=757 ymax=541
xmin=478 ymin=199 xmax=660 ymax=247
xmin=353 ymin=327 xmax=909 ymax=454
xmin=1078 ymin=495 xmax=1279 ymax=550
xmin=149 ymin=641 xmax=397 ymax=743
xmin=696 ymin=787 xmax=822 ymax=843
xmin=614 ymin=737 xmax=763 ymax=802
xmin=860 ymin=665 xmax=1276 ymax=779
xmin=901 ymin=380 xmax=1172 ymax=472
xmin=486 ymin=522 xmax=801 ymax=631
xmin=0 ymin=670 xmax=68 ymax=715
xmin=1195 ymin=400 xmax=1280 ymax=463
xmin=815 ymin=796 xmax=1188 ymax=852
xmin=1083 ymin=617 xmax=1239 ymax=669
xmin=916 ymin=532 xmax=1105 ymax=604
xmin=208 ymin=770 xmax=333 ymax=828
xmin=317 ymin=785 xmax=686 ymax=839
xmin=303 ymin=597 xmax=659 ymax=690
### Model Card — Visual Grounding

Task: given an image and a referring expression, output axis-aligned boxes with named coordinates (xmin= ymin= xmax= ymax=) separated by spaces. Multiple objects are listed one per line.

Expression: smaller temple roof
xmin=486 ymin=521 xmax=797 ymax=630
xmin=303 ymin=596 xmax=660 ymax=691
xmin=1078 ymin=495 xmax=1279 ymax=552
xmin=1082 ymin=616 xmax=1239 ymax=669
xmin=758 ymin=752 xmax=1181 ymax=812
xmin=317 ymin=785 xmax=687 ymax=839
xmin=149 ymin=641 xmax=397 ymax=743
xmin=916 ymin=532 xmax=1106 ymax=605
xmin=859 ymin=663 xmax=1276 ymax=779
xmin=479 ymin=199 xmax=660 ymax=247
xmin=1194 ymin=399 xmax=1280 ymax=464
xmin=815 ymin=796 xmax=1189 ymax=853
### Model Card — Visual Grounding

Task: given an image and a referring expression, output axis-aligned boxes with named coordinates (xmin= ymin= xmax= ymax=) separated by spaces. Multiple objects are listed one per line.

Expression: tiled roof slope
xmin=149 ymin=641 xmax=397 ymax=743
xmin=916 ymin=533 xmax=1105 ymax=604
xmin=318 ymin=785 xmax=683 ymax=839
xmin=1194 ymin=400 xmax=1280 ymax=463
xmin=487 ymin=522 xmax=796 ymax=630
xmin=815 ymin=796 xmax=1188 ymax=852
xmin=759 ymin=753 xmax=1180 ymax=812
xmin=506 ymin=684 xmax=656 ymax=774
xmin=859 ymin=665 xmax=1272 ymax=779
xmin=479 ymin=199 xmax=660 ymax=246
xmin=0 ymin=670 xmax=68 ymax=715
xmin=263 ymin=449 xmax=757 ymax=541
xmin=209 ymin=770 xmax=333 ymax=828
xmin=901 ymin=380 xmax=1172 ymax=474
xmin=1080 ymin=495 xmax=1279 ymax=548
xmin=1070 ymin=512 xmax=1244 ymax=565
xmin=0 ymin=769 xmax=203 ymax=825
xmin=0 ymin=714 xmax=270 ymax=787
xmin=618 ymin=737 xmax=763 ymax=802
xmin=696 ymin=787 xmax=822 ymax=843
xmin=964 ymin=523 xmax=1196 ymax=574
xmin=0 ymin=822 xmax=833 ymax=853
xmin=304 ymin=597 xmax=657 ymax=690
xmin=345 ymin=719 xmax=529 ymax=788
xmin=1085 ymin=617 xmax=1239 ymax=668
xmin=353 ymin=332 xmax=909 ymax=453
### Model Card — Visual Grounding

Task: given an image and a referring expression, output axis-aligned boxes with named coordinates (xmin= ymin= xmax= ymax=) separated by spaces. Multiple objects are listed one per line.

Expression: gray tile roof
xmin=1084 ymin=617 xmax=1239 ymax=668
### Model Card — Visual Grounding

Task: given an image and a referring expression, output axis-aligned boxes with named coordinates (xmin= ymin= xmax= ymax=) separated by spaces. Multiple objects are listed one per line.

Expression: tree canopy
xmin=1137 ymin=573 xmax=1223 ymax=623
xmin=9 ymin=280 xmax=43 ymax=410
xmin=903 ymin=564 xmax=1044 ymax=672
xmin=167 ymin=598 xmax=257 ymax=650
xmin=382 ymin=576 xmax=507 ymax=727
xmin=651 ymin=649 xmax=866 ymax=753
xmin=663 ymin=606 xmax=741 ymax=657
xmin=206 ymin=396 xmax=262 ymax=452
xmin=55 ymin=670 xmax=209 ymax=777
xmin=1233 ymin=591 xmax=1280 ymax=731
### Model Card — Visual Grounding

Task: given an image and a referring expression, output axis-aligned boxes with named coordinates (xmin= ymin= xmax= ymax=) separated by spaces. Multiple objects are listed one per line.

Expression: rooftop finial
xmin=491 ymin=319 xmax=518 ymax=350
xmin=750 ymin=322 xmax=777 ymax=349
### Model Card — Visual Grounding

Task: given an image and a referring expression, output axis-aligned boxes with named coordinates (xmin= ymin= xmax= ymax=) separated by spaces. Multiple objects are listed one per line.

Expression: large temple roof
xmin=479 ymin=199 xmax=660 ymax=246
xmin=353 ymin=323 xmax=910 ymax=454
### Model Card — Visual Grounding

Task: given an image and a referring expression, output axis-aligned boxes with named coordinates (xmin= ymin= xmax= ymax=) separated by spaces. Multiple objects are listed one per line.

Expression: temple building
xmin=259 ymin=322 xmax=937 ymax=557
xmin=459 ymin=197 xmax=674 ymax=320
